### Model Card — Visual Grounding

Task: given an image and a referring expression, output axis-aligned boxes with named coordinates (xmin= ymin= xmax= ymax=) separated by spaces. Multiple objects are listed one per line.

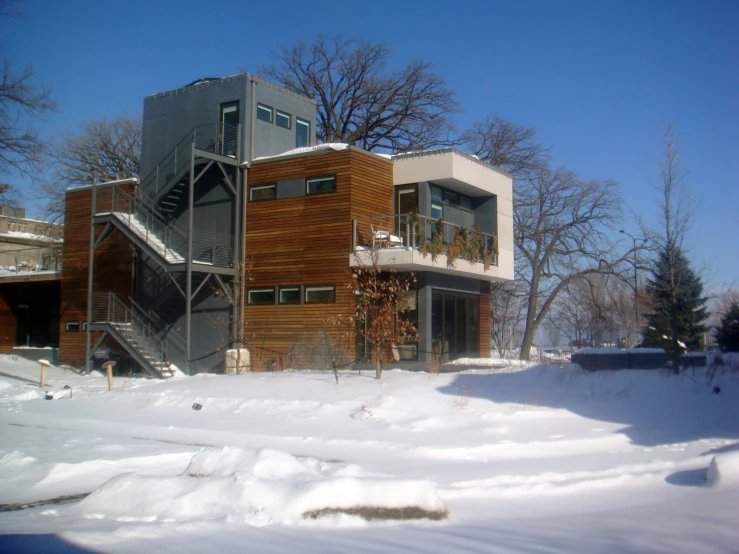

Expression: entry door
xmin=395 ymin=186 xmax=418 ymax=247
xmin=219 ymin=102 xmax=239 ymax=157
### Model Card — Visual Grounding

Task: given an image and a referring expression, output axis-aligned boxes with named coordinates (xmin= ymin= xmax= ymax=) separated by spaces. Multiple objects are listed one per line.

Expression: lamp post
xmin=620 ymin=230 xmax=647 ymax=345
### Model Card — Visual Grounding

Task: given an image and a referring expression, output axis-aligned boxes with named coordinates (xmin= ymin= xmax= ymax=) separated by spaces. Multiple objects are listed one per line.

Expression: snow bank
xmin=705 ymin=450 xmax=739 ymax=488
xmin=252 ymin=143 xmax=348 ymax=161
xmin=77 ymin=447 xmax=446 ymax=524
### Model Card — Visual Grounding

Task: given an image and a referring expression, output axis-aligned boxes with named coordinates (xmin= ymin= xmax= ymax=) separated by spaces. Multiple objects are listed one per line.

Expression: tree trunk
xmin=375 ymin=345 xmax=382 ymax=381
xmin=519 ymin=292 xmax=539 ymax=361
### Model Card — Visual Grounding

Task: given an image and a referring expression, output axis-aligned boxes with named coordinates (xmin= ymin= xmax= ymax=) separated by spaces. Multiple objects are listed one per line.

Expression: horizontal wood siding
xmin=479 ymin=280 xmax=491 ymax=357
xmin=59 ymin=185 xmax=135 ymax=367
xmin=245 ymin=149 xmax=393 ymax=369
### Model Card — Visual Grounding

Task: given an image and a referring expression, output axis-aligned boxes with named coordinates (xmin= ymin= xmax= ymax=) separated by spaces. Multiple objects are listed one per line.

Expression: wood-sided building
xmin=53 ymin=74 xmax=513 ymax=376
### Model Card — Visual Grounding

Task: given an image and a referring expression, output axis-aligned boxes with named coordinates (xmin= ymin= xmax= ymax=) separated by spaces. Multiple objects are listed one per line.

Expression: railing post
xmin=174 ymin=146 xmax=177 ymax=175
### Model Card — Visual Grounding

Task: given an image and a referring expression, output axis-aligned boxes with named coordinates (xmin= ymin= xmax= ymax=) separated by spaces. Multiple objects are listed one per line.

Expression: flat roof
xmin=145 ymin=73 xmax=318 ymax=105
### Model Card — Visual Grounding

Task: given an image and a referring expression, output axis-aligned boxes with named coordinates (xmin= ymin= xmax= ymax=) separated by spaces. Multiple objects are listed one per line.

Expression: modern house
xmin=55 ymin=73 xmax=513 ymax=376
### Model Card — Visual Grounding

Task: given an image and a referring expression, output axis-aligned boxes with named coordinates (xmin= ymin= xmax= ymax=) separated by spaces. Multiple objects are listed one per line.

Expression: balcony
xmin=351 ymin=214 xmax=509 ymax=281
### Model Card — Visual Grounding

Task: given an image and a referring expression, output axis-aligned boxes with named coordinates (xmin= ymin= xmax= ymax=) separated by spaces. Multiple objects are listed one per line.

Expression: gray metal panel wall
xmin=141 ymin=77 xmax=248 ymax=186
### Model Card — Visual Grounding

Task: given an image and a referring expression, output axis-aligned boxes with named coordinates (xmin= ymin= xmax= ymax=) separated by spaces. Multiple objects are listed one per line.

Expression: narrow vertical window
xmin=296 ymin=118 xmax=310 ymax=148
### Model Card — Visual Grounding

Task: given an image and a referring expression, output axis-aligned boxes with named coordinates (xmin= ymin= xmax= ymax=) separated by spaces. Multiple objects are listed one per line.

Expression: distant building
xmin=0 ymin=206 xmax=63 ymax=354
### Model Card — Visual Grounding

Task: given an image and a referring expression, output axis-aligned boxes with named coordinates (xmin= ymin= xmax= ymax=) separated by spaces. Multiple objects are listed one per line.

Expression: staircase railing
xmin=92 ymin=292 xmax=185 ymax=375
xmin=95 ymin=184 xmax=188 ymax=262
xmin=140 ymin=122 xmax=239 ymax=197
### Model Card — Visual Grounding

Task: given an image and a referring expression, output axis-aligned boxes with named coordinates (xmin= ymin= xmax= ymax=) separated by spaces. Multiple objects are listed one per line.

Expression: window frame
xmin=306 ymin=175 xmax=336 ymax=196
xmin=247 ymin=287 xmax=276 ymax=305
xmin=278 ymin=285 xmax=302 ymax=305
xmin=65 ymin=321 xmax=80 ymax=332
xmin=304 ymin=285 xmax=335 ymax=304
xmin=249 ymin=183 xmax=277 ymax=202
xmin=275 ymin=110 xmax=291 ymax=130
xmin=296 ymin=117 xmax=310 ymax=148
xmin=256 ymin=103 xmax=274 ymax=123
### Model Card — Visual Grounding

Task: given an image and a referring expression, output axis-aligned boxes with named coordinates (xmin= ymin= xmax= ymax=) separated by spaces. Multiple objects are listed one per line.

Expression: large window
xmin=431 ymin=289 xmax=479 ymax=361
xmin=296 ymin=118 xmax=310 ymax=148
xmin=249 ymin=184 xmax=276 ymax=202
xmin=430 ymin=185 xmax=473 ymax=218
xmin=248 ymin=288 xmax=275 ymax=305
xmin=257 ymin=103 xmax=273 ymax=123
xmin=306 ymin=175 xmax=336 ymax=195
xmin=276 ymin=110 xmax=291 ymax=129
xmin=305 ymin=285 xmax=335 ymax=304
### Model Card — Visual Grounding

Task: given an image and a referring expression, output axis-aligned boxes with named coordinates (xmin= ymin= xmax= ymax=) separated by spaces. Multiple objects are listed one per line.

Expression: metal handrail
xmin=92 ymin=292 xmax=185 ymax=372
xmin=352 ymin=213 xmax=498 ymax=267
xmin=140 ymin=122 xmax=240 ymax=195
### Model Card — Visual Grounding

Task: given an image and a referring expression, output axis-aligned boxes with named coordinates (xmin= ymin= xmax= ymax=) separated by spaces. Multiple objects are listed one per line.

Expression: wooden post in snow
xmin=38 ymin=359 xmax=50 ymax=388
xmin=102 ymin=361 xmax=116 ymax=391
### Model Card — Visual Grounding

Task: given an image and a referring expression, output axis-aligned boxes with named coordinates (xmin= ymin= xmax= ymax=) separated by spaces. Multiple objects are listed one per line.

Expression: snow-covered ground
xmin=1 ymin=354 xmax=738 ymax=553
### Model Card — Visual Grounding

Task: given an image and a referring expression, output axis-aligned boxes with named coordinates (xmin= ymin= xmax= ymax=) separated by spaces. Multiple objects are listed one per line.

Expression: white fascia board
xmin=393 ymin=151 xmax=512 ymax=200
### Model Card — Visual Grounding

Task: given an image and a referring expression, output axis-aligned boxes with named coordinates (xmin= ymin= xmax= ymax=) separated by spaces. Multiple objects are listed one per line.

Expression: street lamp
xmin=620 ymin=230 xmax=647 ymax=345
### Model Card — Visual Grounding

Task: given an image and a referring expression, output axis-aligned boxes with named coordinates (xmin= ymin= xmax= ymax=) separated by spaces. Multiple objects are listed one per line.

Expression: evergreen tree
xmin=715 ymin=302 xmax=739 ymax=352
xmin=642 ymin=246 xmax=708 ymax=358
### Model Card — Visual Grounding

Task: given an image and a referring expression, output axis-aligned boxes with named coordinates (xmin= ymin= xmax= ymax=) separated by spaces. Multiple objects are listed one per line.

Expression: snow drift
xmin=77 ymin=447 xmax=447 ymax=524
xmin=705 ymin=450 xmax=739 ymax=488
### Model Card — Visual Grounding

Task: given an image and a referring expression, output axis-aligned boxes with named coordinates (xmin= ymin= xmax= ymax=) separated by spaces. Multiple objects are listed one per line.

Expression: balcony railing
xmin=0 ymin=245 xmax=63 ymax=275
xmin=352 ymin=213 xmax=498 ymax=268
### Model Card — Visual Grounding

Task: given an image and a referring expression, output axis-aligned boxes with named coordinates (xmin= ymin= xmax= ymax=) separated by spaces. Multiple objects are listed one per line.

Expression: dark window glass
xmin=305 ymin=285 xmax=335 ymax=304
xmin=444 ymin=190 xmax=458 ymax=207
xmin=431 ymin=185 xmax=443 ymax=203
xmin=296 ymin=118 xmax=310 ymax=147
xmin=250 ymin=184 xmax=276 ymax=201
xmin=276 ymin=110 xmax=291 ymax=129
xmin=459 ymin=195 xmax=473 ymax=212
xmin=65 ymin=321 xmax=80 ymax=332
xmin=257 ymin=104 xmax=273 ymax=123
xmin=248 ymin=288 xmax=275 ymax=305
xmin=306 ymin=176 xmax=336 ymax=195
xmin=431 ymin=203 xmax=443 ymax=219
xmin=279 ymin=286 xmax=301 ymax=305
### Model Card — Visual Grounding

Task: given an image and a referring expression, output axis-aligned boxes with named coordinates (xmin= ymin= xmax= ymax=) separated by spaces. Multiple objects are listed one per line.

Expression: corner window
xmin=278 ymin=286 xmax=301 ymax=305
xmin=444 ymin=191 xmax=458 ymax=207
xmin=305 ymin=285 xmax=335 ymax=304
xmin=275 ymin=110 xmax=291 ymax=129
xmin=250 ymin=184 xmax=276 ymax=202
xmin=431 ymin=203 xmax=443 ymax=220
xmin=459 ymin=196 xmax=472 ymax=212
xmin=257 ymin=103 xmax=273 ymax=123
xmin=306 ymin=175 xmax=336 ymax=195
xmin=65 ymin=321 xmax=80 ymax=332
xmin=248 ymin=288 xmax=275 ymax=305
xmin=296 ymin=118 xmax=310 ymax=148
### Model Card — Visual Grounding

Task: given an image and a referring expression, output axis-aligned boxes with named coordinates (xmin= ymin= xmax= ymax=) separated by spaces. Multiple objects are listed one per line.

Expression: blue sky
xmin=2 ymin=0 xmax=737 ymax=286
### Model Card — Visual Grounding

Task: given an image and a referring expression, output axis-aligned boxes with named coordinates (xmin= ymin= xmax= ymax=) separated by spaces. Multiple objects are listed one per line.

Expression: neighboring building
xmin=55 ymin=73 xmax=513 ymax=376
xmin=0 ymin=206 xmax=63 ymax=354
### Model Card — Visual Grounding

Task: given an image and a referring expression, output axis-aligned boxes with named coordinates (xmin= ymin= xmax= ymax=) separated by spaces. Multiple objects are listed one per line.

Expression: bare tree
xmin=461 ymin=114 xmax=548 ymax=177
xmin=515 ymin=165 xmax=638 ymax=360
xmin=338 ymin=243 xmax=418 ymax=381
xmin=0 ymin=56 xmax=56 ymax=180
xmin=260 ymin=36 xmax=458 ymax=152
xmin=34 ymin=115 xmax=141 ymax=222
xmin=489 ymin=281 xmax=526 ymax=357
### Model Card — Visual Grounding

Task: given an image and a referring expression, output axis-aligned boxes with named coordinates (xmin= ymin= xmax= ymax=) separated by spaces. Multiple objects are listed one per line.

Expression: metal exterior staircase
xmin=91 ymin=292 xmax=185 ymax=378
xmin=94 ymin=184 xmax=234 ymax=271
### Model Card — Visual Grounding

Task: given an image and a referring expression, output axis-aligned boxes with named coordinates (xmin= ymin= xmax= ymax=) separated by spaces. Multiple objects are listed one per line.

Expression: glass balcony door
xmin=219 ymin=102 xmax=239 ymax=157
xmin=395 ymin=186 xmax=418 ymax=247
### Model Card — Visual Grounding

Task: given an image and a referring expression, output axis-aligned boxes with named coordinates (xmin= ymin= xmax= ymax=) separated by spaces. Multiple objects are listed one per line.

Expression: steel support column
xmin=185 ymin=141 xmax=195 ymax=375
xmin=85 ymin=178 xmax=97 ymax=374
